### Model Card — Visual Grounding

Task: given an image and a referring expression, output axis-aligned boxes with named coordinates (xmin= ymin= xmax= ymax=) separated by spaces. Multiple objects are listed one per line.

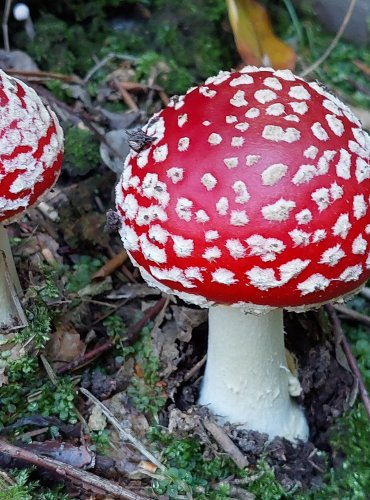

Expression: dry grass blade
xmin=300 ymin=0 xmax=358 ymax=77
xmin=80 ymin=387 xmax=166 ymax=472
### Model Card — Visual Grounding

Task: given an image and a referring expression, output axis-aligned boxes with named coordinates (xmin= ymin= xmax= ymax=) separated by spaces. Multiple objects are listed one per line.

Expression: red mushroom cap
xmin=0 ymin=70 xmax=63 ymax=222
xmin=116 ymin=67 xmax=370 ymax=312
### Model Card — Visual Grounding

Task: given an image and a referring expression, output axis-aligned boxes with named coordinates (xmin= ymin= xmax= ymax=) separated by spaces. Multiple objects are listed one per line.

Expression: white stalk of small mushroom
xmin=0 ymin=224 xmax=22 ymax=327
xmin=13 ymin=3 xmax=35 ymax=40
xmin=0 ymin=225 xmax=22 ymax=292
xmin=198 ymin=306 xmax=309 ymax=442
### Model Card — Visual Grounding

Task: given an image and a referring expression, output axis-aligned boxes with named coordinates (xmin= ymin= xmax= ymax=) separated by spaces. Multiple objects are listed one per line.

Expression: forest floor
xmin=0 ymin=1 xmax=369 ymax=499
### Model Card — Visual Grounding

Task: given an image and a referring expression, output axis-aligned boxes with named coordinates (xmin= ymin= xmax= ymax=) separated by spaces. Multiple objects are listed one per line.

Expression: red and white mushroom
xmin=116 ymin=66 xmax=370 ymax=441
xmin=0 ymin=70 xmax=63 ymax=327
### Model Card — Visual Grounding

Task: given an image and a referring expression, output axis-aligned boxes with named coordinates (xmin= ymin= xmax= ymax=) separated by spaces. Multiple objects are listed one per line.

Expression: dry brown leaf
xmin=226 ymin=0 xmax=296 ymax=69
xmin=46 ymin=324 xmax=86 ymax=369
xmin=153 ymin=306 xmax=208 ymax=379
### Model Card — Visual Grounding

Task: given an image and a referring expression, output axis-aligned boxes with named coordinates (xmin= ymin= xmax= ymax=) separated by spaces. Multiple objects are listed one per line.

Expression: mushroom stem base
xmin=199 ymin=306 xmax=309 ymax=442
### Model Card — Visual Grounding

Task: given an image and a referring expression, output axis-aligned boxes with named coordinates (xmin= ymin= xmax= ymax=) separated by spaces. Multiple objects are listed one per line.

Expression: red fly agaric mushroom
xmin=0 ymin=69 xmax=63 ymax=327
xmin=115 ymin=66 xmax=370 ymax=441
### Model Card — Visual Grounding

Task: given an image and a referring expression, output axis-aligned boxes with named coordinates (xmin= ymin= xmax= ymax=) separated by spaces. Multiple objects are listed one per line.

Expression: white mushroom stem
xmin=0 ymin=224 xmax=22 ymax=295
xmin=198 ymin=306 xmax=309 ymax=442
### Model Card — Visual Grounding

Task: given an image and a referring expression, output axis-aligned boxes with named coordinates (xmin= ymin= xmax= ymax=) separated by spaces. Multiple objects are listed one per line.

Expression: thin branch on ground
xmin=202 ymin=419 xmax=248 ymax=469
xmin=0 ymin=439 xmax=151 ymax=499
xmin=113 ymin=78 xmax=140 ymax=112
xmin=334 ymin=304 xmax=370 ymax=330
xmin=80 ymin=387 xmax=166 ymax=472
xmin=4 ymin=69 xmax=83 ymax=84
xmin=300 ymin=0 xmax=357 ymax=77
xmin=83 ymin=52 xmax=139 ymax=84
xmin=326 ymin=304 xmax=370 ymax=421
xmin=183 ymin=354 xmax=207 ymax=382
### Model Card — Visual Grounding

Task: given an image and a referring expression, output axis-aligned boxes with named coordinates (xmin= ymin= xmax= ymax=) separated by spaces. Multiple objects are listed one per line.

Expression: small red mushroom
xmin=0 ymin=70 xmax=63 ymax=327
xmin=116 ymin=66 xmax=370 ymax=441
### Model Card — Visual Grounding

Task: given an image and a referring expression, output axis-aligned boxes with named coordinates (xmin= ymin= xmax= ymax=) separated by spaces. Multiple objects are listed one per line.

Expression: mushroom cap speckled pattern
xmin=116 ymin=67 xmax=370 ymax=312
xmin=0 ymin=70 xmax=64 ymax=222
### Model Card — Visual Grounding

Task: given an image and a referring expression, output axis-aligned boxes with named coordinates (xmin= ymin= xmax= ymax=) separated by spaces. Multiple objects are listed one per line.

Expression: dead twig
xmin=113 ymin=78 xmax=140 ymax=112
xmin=326 ymin=304 xmax=370 ymax=421
xmin=57 ymin=296 xmax=168 ymax=374
xmin=4 ymin=69 xmax=83 ymax=85
xmin=334 ymin=304 xmax=370 ymax=330
xmin=202 ymin=419 xmax=248 ymax=469
xmin=80 ymin=387 xmax=166 ymax=472
xmin=83 ymin=52 xmax=139 ymax=84
xmin=183 ymin=354 xmax=207 ymax=382
xmin=114 ymin=80 xmax=169 ymax=106
xmin=300 ymin=0 xmax=357 ymax=77
xmin=0 ymin=439 xmax=150 ymax=499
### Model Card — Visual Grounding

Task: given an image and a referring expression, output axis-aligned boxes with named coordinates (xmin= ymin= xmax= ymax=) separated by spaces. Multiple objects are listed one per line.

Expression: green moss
xmin=135 ymin=51 xmax=193 ymax=95
xmin=64 ymin=127 xmax=101 ymax=176
xmin=0 ymin=285 xmax=78 ymax=427
xmin=66 ymin=255 xmax=103 ymax=293
xmin=0 ymin=469 xmax=71 ymax=499
xmin=126 ymin=325 xmax=167 ymax=418
xmin=15 ymin=9 xmax=113 ymax=75
xmin=15 ymin=1 xmax=235 ymax=95
xmin=148 ymin=427 xmax=288 ymax=499
xmin=0 ymin=354 xmax=78 ymax=427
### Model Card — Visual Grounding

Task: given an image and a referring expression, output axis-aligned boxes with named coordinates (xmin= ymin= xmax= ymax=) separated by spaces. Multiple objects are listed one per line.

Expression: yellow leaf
xmin=226 ymin=0 xmax=296 ymax=70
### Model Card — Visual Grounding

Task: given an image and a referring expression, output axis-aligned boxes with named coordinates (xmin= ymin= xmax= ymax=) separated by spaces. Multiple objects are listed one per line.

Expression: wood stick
xmin=334 ymin=304 xmax=370 ymax=329
xmin=0 ymin=439 xmax=150 ymax=499
xmin=202 ymin=419 xmax=248 ymax=469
